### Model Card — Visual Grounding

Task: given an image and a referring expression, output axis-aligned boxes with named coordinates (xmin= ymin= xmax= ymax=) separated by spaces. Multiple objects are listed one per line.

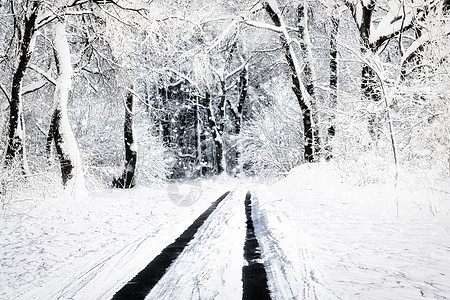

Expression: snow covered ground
xmin=1 ymin=181 xmax=229 ymax=299
xmin=1 ymin=164 xmax=449 ymax=299
xmin=254 ymin=164 xmax=450 ymax=299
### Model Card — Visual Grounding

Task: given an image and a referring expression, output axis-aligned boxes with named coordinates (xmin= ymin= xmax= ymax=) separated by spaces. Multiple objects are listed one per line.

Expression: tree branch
xmin=28 ymin=64 xmax=57 ymax=85
xmin=0 ymin=83 xmax=10 ymax=104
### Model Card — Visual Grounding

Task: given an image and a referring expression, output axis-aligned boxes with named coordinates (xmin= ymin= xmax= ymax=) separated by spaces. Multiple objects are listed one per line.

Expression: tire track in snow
xmin=242 ymin=192 xmax=271 ymax=300
xmin=147 ymin=189 xmax=246 ymax=299
xmin=111 ymin=191 xmax=230 ymax=300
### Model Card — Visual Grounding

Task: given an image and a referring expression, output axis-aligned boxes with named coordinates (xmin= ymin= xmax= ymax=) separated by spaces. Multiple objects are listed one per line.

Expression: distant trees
xmin=325 ymin=6 xmax=341 ymax=160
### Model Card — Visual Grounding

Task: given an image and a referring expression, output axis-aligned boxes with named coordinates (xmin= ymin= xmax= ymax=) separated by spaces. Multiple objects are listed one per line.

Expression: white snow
xmin=254 ymin=163 xmax=450 ymax=299
xmin=146 ymin=189 xmax=246 ymax=300
xmin=1 ymin=165 xmax=449 ymax=299
xmin=129 ymin=142 xmax=137 ymax=152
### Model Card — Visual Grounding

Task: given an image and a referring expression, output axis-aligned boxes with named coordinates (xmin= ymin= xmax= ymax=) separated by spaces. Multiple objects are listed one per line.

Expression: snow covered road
xmin=2 ymin=168 xmax=449 ymax=299
xmin=112 ymin=191 xmax=232 ymax=299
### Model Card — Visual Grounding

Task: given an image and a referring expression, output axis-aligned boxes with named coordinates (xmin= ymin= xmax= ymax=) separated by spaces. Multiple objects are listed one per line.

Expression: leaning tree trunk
xmin=263 ymin=1 xmax=315 ymax=162
xmin=113 ymin=88 xmax=137 ymax=188
xmin=4 ymin=1 xmax=40 ymax=172
xmin=49 ymin=21 xmax=86 ymax=193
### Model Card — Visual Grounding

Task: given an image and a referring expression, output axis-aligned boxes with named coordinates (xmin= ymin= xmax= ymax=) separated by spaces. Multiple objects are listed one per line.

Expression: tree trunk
xmin=158 ymin=86 xmax=171 ymax=146
xmin=4 ymin=1 xmax=40 ymax=171
xmin=263 ymin=1 xmax=314 ymax=162
xmin=231 ymin=63 xmax=248 ymax=172
xmin=199 ymin=94 xmax=210 ymax=176
xmin=325 ymin=15 xmax=340 ymax=160
xmin=113 ymin=88 xmax=137 ymax=188
xmin=298 ymin=2 xmax=321 ymax=158
xmin=194 ymin=95 xmax=207 ymax=176
xmin=206 ymin=92 xmax=224 ymax=174
xmin=359 ymin=0 xmax=379 ymax=102
xmin=218 ymin=79 xmax=228 ymax=173
xmin=235 ymin=63 xmax=248 ymax=136
xmin=50 ymin=21 xmax=86 ymax=192
xmin=359 ymin=1 xmax=383 ymax=140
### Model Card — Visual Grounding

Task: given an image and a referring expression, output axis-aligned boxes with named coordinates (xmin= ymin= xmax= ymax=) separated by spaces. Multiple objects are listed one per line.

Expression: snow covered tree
xmin=343 ymin=0 xmax=445 ymax=140
xmin=239 ymin=78 xmax=303 ymax=178
xmin=3 ymin=0 xmax=41 ymax=172
xmin=47 ymin=20 xmax=86 ymax=192
xmin=259 ymin=0 xmax=316 ymax=162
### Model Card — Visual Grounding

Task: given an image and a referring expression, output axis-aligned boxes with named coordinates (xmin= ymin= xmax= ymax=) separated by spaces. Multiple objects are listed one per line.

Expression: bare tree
xmin=261 ymin=0 xmax=315 ymax=162
xmin=4 ymin=0 xmax=41 ymax=171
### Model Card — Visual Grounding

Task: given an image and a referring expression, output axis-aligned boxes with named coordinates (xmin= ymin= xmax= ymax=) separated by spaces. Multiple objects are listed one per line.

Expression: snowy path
xmin=112 ymin=191 xmax=231 ymax=299
xmin=253 ymin=188 xmax=450 ymax=299
xmin=2 ymin=170 xmax=449 ymax=300
xmin=2 ymin=184 xmax=231 ymax=300
xmin=111 ymin=190 xmax=272 ymax=300
xmin=242 ymin=192 xmax=271 ymax=300
xmin=144 ymin=189 xmax=250 ymax=299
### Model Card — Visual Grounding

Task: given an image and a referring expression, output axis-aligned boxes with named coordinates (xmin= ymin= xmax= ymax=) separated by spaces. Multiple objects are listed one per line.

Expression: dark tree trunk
xmin=158 ymin=87 xmax=171 ymax=146
xmin=359 ymin=4 xmax=379 ymax=92
xmin=298 ymin=4 xmax=321 ymax=157
xmin=218 ymin=79 xmax=227 ymax=173
xmin=358 ymin=1 xmax=383 ymax=140
xmin=49 ymin=109 xmax=74 ymax=185
xmin=235 ymin=63 xmax=248 ymax=136
xmin=230 ymin=63 xmax=249 ymax=171
xmin=46 ymin=117 xmax=54 ymax=162
xmin=199 ymin=94 xmax=209 ymax=176
xmin=4 ymin=1 xmax=40 ymax=170
xmin=206 ymin=92 xmax=224 ymax=174
xmin=194 ymin=95 xmax=208 ymax=176
xmin=325 ymin=15 xmax=340 ymax=161
xmin=113 ymin=89 xmax=137 ymax=188
xmin=263 ymin=1 xmax=314 ymax=162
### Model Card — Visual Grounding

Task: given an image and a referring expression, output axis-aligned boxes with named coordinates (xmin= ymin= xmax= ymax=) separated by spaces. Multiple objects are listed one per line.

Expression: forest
xmin=1 ymin=1 xmax=450 ymax=299
xmin=0 ymin=0 xmax=449 ymax=197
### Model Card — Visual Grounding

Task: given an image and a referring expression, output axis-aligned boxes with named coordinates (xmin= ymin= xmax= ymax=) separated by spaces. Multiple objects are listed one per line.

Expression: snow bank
xmin=274 ymin=162 xmax=344 ymax=194
xmin=253 ymin=163 xmax=450 ymax=299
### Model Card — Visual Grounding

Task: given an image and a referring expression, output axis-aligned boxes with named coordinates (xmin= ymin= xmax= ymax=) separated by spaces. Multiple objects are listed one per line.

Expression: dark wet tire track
xmin=242 ymin=191 xmax=271 ymax=300
xmin=112 ymin=191 xmax=230 ymax=300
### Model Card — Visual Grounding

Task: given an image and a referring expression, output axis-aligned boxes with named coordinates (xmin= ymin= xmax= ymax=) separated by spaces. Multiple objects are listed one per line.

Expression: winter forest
xmin=1 ymin=0 xmax=449 ymax=299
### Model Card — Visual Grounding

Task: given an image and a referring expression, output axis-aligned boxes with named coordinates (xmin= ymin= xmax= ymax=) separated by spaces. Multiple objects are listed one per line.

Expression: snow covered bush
xmin=239 ymin=82 xmax=303 ymax=178
xmin=70 ymin=85 xmax=170 ymax=189
xmin=133 ymin=113 xmax=172 ymax=185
